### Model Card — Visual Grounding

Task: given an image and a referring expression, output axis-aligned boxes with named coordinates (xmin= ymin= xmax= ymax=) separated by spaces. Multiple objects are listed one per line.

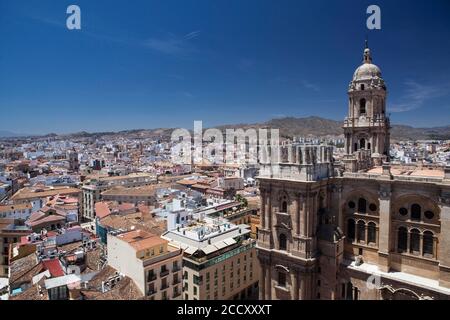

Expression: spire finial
xmin=363 ymin=36 xmax=372 ymax=64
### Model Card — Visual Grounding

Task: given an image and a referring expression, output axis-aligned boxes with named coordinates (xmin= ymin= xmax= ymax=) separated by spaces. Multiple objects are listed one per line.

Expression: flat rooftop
xmin=366 ymin=166 xmax=445 ymax=178
xmin=10 ymin=186 xmax=81 ymax=201
xmin=162 ymin=218 xmax=251 ymax=255
xmin=117 ymin=229 xmax=167 ymax=251
xmin=345 ymin=259 xmax=450 ymax=296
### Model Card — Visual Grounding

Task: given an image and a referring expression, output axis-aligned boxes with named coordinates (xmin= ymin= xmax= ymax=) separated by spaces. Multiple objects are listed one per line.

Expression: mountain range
xmin=1 ymin=117 xmax=449 ymax=141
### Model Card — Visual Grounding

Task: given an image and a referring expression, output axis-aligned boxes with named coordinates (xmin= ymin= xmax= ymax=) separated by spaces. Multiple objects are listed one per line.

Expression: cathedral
xmin=256 ymin=42 xmax=450 ymax=300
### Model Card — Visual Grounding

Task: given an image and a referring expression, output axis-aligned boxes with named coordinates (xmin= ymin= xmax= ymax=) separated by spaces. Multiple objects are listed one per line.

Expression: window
xmin=411 ymin=204 xmax=421 ymax=221
xmin=360 ymin=99 xmax=366 ymax=114
xmin=346 ymin=282 xmax=353 ymax=300
xmin=399 ymin=208 xmax=408 ymax=216
xmin=424 ymin=211 xmax=434 ymax=220
xmin=357 ymin=221 xmax=365 ymax=242
xmin=359 ymin=138 xmax=366 ymax=150
xmin=423 ymin=231 xmax=434 ymax=257
xmin=360 ymin=84 xmax=365 ymax=90
xmin=367 ymin=222 xmax=376 ymax=244
xmin=358 ymin=198 xmax=367 ymax=213
xmin=369 ymin=203 xmax=377 ymax=212
xmin=348 ymin=201 xmax=355 ymax=209
xmin=278 ymin=272 xmax=286 ymax=287
xmin=410 ymin=229 xmax=420 ymax=254
xmin=279 ymin=233 xmax=287 ymax=251
xmin=347 ymin=219 xmax=355 ymax=241
xmin=281 ymin=201 xmax=288 ymax=213
xmin=193 ymin=286 xmax=197 ymax=296
xmin=397 ymin=227 xmax=407 ymax=252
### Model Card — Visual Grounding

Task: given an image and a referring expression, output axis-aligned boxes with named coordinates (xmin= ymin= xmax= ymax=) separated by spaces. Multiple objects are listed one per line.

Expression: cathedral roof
xmin=352 ymin=42 xmax=382 ymax=81
xmin=353 ymin=62 xmax=382 ymax=81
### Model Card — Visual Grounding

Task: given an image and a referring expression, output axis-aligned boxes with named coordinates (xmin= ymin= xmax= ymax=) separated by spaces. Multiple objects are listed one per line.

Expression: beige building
xmin=0 ymin=203 xmax=32 ymax=220
xmin=107 ymin=229 xmax=183 ymax=300
xmin=0 ymin=219 xmax=31 ymax=277
xmin=10 ymin=186 xmax=81 ymax=214
xmin=257 ymin=43 xmax=450 ymax=300
xmin=101 ymin=184 xmax=160 ymax=206
xmin=82 ymin=173 xmax=156 ymax=220
xmin=162 ymin=218 xmax=259 ymax=300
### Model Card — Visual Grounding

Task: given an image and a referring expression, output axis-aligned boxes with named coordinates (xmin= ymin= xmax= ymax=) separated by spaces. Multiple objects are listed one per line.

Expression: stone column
xmin=291 ymin=271 xmax=299 ymax=300
xmin=259 ymin=264 xmax=266 ymax=300
xmin=337 ymin=185 xmax=344 ymax=231
xmin=420 ymin=234 xmax=424 ymax=256
xmin=299 ymin=273 xmax=306 ymax=300
xmin=291 ymin=195 xmax=299 ymax=235
xmin=265 ymin=266 xmax=272 ymax=300
xmin=301 ymin=193 xmax=307 ymax=237
xmin=260 ymin=190 xmax=266 ymax=229
xmin=365 ymin=224 xmax=368 ymax=245
xmin=377 ymin=184 xmax=392 ymax=272
xmin=407 ymin=231 xmax=411 ymax=253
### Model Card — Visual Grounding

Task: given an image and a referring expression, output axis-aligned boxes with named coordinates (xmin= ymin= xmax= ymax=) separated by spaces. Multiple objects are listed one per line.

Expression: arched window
xmin=410 ymin=229 xmax=420 ymax=255
xmin=278 ymin=272 xmax=286 ymax=287
xmin=279 ymin=233 xmax=287 ymax=251
xmin=411 ymin=204 xmax=421 ymax=220
xmin=346 ymin=282 xmax=353 ymax=300
xmin=367 ymin=222 xmax=376 ymax=244
xmin=359 ymin=138 xmax=366 ymax=150
xmin=281 ymin=201 xmax=288 ymax=213
xmin=360 ymin=99 xmax=366 ymax=114
xmin=423 ymin=231 xmax=434 ymax=257
xmin=397 ymin=227 xmax=408 ymax=252
xmin=358 ymin=198 xmax=367 ymax=213
xmin=398 ymin=227 xmax=407 ymax=252
xmin=347 ymin=219 xmax=355 ymax=241
xmin=357 ymin=221 xmax=366 ymax=243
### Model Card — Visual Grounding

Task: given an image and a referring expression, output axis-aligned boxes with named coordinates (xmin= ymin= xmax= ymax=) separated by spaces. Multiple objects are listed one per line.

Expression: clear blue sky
xmin=1 ymin=0 xmax=450 ymax=134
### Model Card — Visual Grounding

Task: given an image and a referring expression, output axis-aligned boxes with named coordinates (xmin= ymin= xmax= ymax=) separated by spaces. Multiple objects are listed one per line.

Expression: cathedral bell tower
xmin=343 ymin=41 xmax=390 ymax=171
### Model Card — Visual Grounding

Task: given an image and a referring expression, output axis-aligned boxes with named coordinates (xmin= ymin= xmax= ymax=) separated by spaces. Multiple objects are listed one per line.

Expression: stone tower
xmin=343 ymin=41 xmax=390 ymax=171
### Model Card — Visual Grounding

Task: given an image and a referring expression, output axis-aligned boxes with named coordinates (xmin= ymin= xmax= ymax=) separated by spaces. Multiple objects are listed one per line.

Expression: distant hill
xmin=216 ymin=116 xmax=450 ymax=141
xmin=0 ymin=131 xmax=30 ymax=138
xmin=1 ymin=117 xmax=449 ymax=141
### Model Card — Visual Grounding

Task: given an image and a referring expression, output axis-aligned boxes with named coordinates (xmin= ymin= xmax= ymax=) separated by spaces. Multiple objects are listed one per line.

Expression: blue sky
xmin=1 ymin=0 xmax=450 ymax=134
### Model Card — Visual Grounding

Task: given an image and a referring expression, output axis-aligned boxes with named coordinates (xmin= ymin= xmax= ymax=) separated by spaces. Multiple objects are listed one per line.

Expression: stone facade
xmin=256 ymin=43 xmax=450 ymax=300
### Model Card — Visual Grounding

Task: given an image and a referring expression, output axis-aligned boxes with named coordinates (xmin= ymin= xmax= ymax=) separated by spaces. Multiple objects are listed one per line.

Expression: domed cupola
xmin=349 ymin=40 xmax=386 ymax=91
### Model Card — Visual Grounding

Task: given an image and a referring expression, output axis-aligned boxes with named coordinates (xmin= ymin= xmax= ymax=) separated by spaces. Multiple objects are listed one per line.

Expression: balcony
xmin=160 ymin=269 xmax=170 ymax=277
xmin=173 ymin=278 xmax=180 ymax=285
xmin=161 ymin=283 xmax=169 ymax=290
xmin=173 ymin=291 xmax=181 ymax=298
xmin=172 ymin=265 xmax=181 ymax=272
xmin=147 ymin=274 xmax=157 ymax=282
xmin=147 ymin=289 xmax=156 ymax=296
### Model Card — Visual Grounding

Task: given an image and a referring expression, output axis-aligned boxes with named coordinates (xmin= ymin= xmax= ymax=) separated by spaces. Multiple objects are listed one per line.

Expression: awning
xmin=202 ymin=245 xmax=218 ymax=255
xmin=223 ymin=238 xmax=237 ymax=246
xmin=184 ymin=246 xmax=198 ymax=255
xmin=214 ymin=241 xmax=228 ymax=250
